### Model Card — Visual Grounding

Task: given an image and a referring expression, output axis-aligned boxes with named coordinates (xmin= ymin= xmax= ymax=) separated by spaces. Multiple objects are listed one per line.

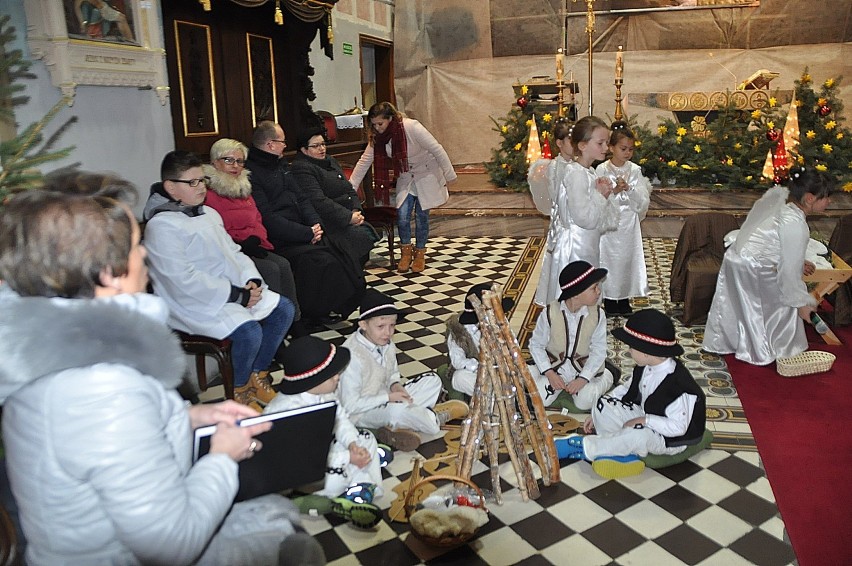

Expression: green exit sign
xmin=342 ymin=42 xmax=353 ymax=55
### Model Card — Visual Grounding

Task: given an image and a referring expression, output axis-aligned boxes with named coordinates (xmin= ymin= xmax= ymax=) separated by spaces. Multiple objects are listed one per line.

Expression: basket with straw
xmin=404 ymin=474 xmax=489 ymax=547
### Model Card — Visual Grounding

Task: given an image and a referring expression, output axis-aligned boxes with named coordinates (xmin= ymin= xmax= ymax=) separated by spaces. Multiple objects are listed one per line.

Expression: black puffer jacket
xmin=245 ymin=147 xmax=319 ymax=249
xmin=290 ymin=152 xmax=363 ymax=234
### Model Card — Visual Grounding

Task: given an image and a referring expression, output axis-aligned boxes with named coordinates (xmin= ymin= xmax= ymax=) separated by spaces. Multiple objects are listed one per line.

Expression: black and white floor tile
xmin=199 ymin=236 xmax=795 ymax=566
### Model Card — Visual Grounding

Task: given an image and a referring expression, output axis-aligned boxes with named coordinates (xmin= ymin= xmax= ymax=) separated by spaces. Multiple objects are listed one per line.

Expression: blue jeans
xmin=397 ymin=193 xmax=429 ymax=249
xmin=229 ymin=296 xmax=294 ymax=386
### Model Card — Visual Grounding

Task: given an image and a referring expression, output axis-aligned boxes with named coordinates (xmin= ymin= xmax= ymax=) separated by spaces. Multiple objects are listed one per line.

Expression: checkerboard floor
xmin=199 ymin=236 xmax=796 ymax=566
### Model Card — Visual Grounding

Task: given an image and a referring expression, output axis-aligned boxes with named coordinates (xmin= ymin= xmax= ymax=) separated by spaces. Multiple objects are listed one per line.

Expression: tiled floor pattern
xmin=199 ymin=236 xmax=796 ymax=565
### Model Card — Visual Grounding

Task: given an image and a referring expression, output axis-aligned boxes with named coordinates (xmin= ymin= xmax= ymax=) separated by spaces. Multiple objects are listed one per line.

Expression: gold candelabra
xmin=614 ymin=45 xmax=624 ymax=121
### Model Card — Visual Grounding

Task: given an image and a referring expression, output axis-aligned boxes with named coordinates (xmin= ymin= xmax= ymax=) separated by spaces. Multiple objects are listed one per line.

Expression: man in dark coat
xmin=246 ymin=121 xmax=365 ymax=322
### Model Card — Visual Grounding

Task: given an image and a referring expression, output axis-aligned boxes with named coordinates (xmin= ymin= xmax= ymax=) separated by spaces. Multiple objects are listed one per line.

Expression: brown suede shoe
xmin=434 ymin=400 xmax=470 ymax=426
xmin=397 ymin=244 xmax=414 ymax=273
xmin=411 ymin=247 xmax=427 ymax=273
xmin=374 ymin=426 xmax=420 ymax=452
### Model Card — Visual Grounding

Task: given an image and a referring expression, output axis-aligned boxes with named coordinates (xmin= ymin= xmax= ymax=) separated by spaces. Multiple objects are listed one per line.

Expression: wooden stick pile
xmin=456 ymin=285 xmax=560 ymax=503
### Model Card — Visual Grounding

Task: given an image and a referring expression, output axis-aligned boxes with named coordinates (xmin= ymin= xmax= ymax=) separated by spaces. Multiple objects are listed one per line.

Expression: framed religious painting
xmin=23 ymin=0 xmax=169 ymax=105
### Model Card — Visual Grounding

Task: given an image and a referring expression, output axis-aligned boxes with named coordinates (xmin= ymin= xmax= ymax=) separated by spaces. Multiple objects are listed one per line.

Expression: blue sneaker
xmin=592 ymin=455 xmax=645 ymax=479
xmin=339 ymin=482 xmax=376 ymax=505
xmin=555 ymin=436 xmax=587 ymax=460
xmin=377 ymin=443 xmax=394 ymax=468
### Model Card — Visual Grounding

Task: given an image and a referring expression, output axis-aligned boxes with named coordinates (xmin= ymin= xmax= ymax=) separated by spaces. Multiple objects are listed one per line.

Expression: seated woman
xmin=143 ymin=150 xmax=294 ymax=407
xmin=0 ymin=186 xmax=323 ymax=565
xmin=289 ymin=128 xmax=377 ymax=267
xmin=203 ymin=137 xmax=305 ymax=334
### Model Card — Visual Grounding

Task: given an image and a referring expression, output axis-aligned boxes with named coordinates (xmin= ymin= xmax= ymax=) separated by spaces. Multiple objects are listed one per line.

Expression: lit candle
xmin=615 ymin=45 xmax=624 ymax=80
xmin=556 ymin=48 xmax=564 ymax=82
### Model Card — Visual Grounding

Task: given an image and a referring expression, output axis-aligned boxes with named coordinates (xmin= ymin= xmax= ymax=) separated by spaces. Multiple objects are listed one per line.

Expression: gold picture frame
xmin=24 ymin=0 xmax=169 ymax=105
xmin=173 ymin=20 xmax=220 ymax=138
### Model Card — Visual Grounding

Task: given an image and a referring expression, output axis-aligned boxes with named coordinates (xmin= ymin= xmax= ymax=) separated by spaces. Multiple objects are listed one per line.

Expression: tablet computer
xmin=193 ymin=401 xmax=336 ymax=502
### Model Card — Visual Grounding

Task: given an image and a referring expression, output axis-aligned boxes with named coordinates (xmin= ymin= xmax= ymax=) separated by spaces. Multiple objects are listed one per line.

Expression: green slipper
xmin=331 ymin=497 xmax=383 ymax=529
xmin=292 ymin=494 xmax=334 ymax=517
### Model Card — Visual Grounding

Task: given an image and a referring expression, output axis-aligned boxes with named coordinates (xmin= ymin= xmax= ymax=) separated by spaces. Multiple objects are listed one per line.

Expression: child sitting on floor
xmin=445 ymin=282 xmax=545 ymax=398
xmin=265 ymin=336 xmax=385 ymax=529
xmin=338 ymin=289 xmax=469 ymax=451
xmin=528 ymin=261 xmax=615 ymax=410
xmin=557 ymin=309 xmax=707 ymax=480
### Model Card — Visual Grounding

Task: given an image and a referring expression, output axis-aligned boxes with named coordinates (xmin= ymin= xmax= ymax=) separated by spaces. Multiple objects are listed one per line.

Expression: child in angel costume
xmin=702 ymin=168 xmax=836 ymax=365
xmin=595 ymin=121 xmax=651 ymax=317
xmin=528 ymin=116 xmax=620 ymax=307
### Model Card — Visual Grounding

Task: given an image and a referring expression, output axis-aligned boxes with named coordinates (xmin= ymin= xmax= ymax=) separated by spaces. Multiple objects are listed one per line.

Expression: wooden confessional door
xmin=160 ymin=1 xmax=301 ymax=156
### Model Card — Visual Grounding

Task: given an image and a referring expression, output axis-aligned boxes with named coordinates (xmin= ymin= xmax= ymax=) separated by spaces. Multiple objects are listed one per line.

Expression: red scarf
xmin=372 ymin=117 xmax=409 ymax=204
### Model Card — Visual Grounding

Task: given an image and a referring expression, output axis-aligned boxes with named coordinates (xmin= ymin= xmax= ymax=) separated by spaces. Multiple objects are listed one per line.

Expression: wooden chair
xmin=345 ymin=165 xmax=398 ymax=269
xmin=175 ymin=332 xmax=236 ymax=400
xmin=670 ymin=213 xmax=740 ymax=326
xmin=827 ymin=213 xmax=852 ymax=326
xmin=0 ymin=501 xmax=20 ymax=566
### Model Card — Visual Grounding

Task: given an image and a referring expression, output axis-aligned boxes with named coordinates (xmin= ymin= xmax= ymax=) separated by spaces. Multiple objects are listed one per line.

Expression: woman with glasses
xmin=203 ymin=138 xmax=305 ymax=336
xmin=290 ymin=128 xmax=378 ymax=268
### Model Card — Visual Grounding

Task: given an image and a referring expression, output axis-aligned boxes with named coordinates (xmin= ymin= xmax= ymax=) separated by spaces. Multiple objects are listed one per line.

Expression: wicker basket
xmin=404 ymin=474 xmax=488 ymax=547
xmin=776 ymin=350 xmax=836 ymax=377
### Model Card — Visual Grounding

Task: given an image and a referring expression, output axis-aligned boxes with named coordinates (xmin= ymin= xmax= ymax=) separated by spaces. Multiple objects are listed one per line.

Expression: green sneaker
xmin=292 ymin=494 xmax=334 ymax=517
xmin=330 ymin=497 xmax=383 ymax=529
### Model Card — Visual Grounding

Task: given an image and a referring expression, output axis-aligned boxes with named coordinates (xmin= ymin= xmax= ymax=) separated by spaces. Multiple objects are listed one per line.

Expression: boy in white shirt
xmin=528 ymin=261 xmax=615 ymax=410
xmin=338 ymin=289 xmax=469 ymax=451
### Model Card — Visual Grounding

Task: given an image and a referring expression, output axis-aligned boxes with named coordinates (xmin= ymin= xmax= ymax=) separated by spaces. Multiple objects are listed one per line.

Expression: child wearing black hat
xmin=338 ymin=289 xmax=469 ymax=451
xmin=528 ymin=261 xmax=616 ymax=410
xmin=264 ymin=336 xmax=385 ymax=528
xmin=557 ymin=309 xmax=707 ymax=480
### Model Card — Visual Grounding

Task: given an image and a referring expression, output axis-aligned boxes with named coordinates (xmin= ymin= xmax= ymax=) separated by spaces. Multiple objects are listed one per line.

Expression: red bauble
xmin=819 ymin=104 xmax=832 ymax=116
xmin=766 ymin=128 xmax=781 ymax=142
xmin=517 ymin=96 xmax=528 ymax=109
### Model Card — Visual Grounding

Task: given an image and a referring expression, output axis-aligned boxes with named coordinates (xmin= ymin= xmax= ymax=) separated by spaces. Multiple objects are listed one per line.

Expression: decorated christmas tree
xmin=0 ymin=15 xmax=75 ymax=203
xmin=488 ymin=70 xmax=851 ymax=193
xmin=486 ymin=89 xmax=556 ymax=192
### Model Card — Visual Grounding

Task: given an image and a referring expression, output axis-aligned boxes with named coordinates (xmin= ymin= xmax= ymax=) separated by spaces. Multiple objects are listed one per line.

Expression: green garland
xmin=488 ymin=68 xmax=852 ymax=192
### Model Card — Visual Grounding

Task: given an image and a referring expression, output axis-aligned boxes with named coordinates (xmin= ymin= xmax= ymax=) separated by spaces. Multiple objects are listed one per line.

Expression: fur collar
xmin=0 ymin=295 xmax=186 ymax=403
xmin=203 ymin=164 xmax=253 ymax=199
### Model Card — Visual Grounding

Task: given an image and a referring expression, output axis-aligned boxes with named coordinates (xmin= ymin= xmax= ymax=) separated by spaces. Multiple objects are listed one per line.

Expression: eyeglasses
xmin=269 ymin=139 xmax=286 ymax=145
xmin=219 ymin=156 xmax=246 ymax=166
xmin=307 ymin=142 xmax=327 ymax=149
xmin=168 ymin=176 xmax=210 ymax=187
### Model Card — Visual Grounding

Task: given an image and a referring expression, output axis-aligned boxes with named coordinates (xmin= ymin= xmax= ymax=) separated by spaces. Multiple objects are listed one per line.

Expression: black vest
xmin=622 ymin=361 xmax=706 ymax=447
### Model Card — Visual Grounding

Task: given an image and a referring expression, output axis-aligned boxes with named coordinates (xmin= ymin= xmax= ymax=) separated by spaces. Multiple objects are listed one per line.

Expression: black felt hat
xmin=277 ymin=336 xmax=351 ymax=394
xmin=557 ymin=261 xmax=608 ymax=301
xmin=458 ymin=283 xmax=515 ymax=325
xmin=358 ymin=288 xmax=405 ymax=322
xmin=611 ymin=309 xmax=684 ymax=357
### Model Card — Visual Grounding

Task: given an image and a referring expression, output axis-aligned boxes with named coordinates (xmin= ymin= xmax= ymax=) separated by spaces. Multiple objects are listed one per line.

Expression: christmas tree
xmin=488 ymin=70 xmax=852 ymax=192
xmin=485 ymin=89 xmax=557 ymax=192
xmin=0 ymin=15 xmax=75 ymax=203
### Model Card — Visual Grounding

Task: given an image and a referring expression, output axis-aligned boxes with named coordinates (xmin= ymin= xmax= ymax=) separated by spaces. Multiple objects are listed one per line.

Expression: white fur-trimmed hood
xmin=0 ymin=293 xmax=186 ymax=403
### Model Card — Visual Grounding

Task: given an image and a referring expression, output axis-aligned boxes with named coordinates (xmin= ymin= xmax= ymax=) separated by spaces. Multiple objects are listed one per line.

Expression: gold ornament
xmin=274 ymin=1 xmax=284 ymax=25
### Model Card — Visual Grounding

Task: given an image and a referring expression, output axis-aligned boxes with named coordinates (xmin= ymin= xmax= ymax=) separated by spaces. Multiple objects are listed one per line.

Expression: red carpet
xmin=726 ymin=326 xmax=852 ymax=566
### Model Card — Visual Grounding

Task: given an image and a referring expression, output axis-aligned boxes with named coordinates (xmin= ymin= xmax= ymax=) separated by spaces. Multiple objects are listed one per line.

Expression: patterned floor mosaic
xmin=198 ymin=236 xmax=795 ymax=566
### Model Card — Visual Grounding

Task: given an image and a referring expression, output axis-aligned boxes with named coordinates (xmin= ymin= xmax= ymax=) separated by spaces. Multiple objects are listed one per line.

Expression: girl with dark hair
xmin=703 ymin=168 xmax=837 ymax=365
xmin=348 ymin=102 xmax=456 ymax=273
xmin=596 ymin=121 xmax=651 ymax=316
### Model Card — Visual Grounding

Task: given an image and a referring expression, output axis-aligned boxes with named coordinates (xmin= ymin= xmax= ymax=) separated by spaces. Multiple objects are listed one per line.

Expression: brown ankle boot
xmin=233 ymin=384 xmax=263 ymax=412
xmin=246 ymin=371 xmax=275 ymax=405
xmin=411 ymin=247 xmax=427 ymax=273
xmin=397 ymin=243 xmax=414 ymax=273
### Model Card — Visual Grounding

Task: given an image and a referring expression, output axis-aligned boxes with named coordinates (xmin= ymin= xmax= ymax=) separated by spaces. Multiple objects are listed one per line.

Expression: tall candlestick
xmin=556 ymin=49 xmax=565 ymax=82
xmin=615 ymin=45 xmax=624 ymax=80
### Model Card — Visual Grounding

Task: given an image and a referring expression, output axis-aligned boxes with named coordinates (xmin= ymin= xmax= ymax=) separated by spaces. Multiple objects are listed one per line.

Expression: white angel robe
xmin=533 ymin=159 xmax=618 ymax=306
xmin=596 ymin=159 xmax=651 ymax=300
xmin=703 ymin=187 xmax=815 ymax=365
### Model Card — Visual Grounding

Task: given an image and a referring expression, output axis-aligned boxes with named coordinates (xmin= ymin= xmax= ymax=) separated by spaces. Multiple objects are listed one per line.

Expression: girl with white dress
xmin=533 ymin=116 xmax=620 ymax=306
xmin=703 ymin=168 xmax=836 ymax=365
xmin=596 ymin=121 xmax=651 ymax=316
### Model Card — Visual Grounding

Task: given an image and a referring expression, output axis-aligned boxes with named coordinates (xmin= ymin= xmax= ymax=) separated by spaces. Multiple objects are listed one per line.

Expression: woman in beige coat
xmin=348 ymin=102 xmax=456 ymax=273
